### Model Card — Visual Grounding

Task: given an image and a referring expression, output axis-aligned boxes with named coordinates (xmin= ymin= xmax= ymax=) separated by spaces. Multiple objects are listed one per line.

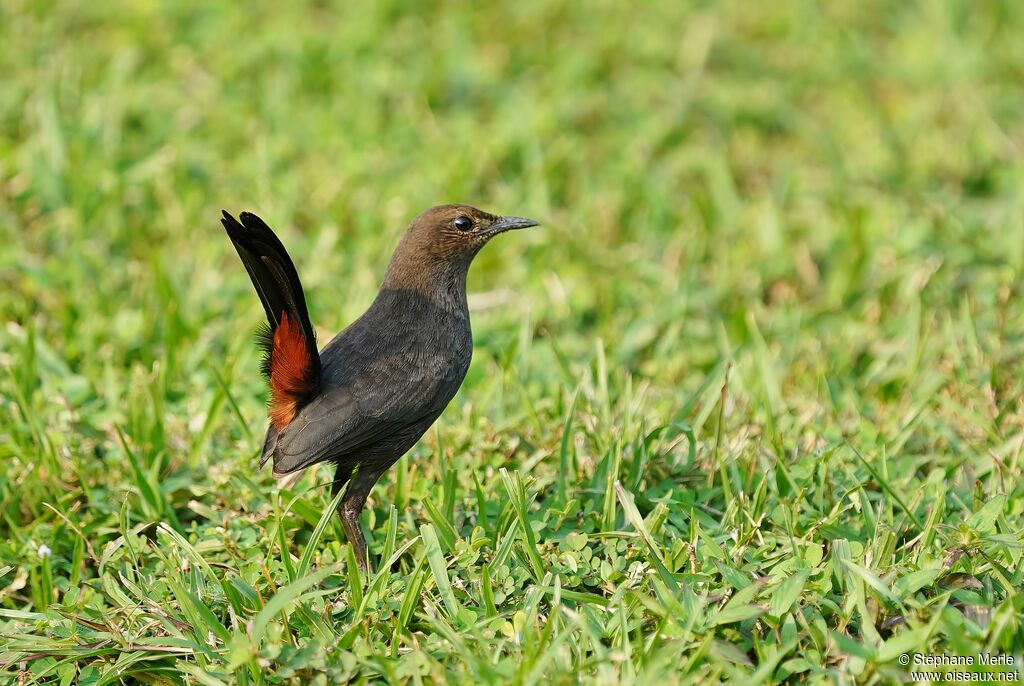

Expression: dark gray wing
xmin=269 ymin=385 xmax=415 ymax=474
xmin=269 ymin=349 xmax=462 ymax=475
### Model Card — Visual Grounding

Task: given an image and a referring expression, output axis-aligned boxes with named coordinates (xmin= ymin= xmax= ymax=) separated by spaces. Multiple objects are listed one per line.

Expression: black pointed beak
xmin=491 ymin=216 xmax=540 ymax=233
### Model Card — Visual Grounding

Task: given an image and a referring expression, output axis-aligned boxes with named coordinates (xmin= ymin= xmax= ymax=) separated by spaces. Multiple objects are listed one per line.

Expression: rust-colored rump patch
xmin=269 ymin=312 xmax=316 ymax=429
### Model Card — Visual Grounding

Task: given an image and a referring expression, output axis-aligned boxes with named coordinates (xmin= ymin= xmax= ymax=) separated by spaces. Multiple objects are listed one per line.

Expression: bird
xmin=221 ymin=205 xmax=537 ymax=572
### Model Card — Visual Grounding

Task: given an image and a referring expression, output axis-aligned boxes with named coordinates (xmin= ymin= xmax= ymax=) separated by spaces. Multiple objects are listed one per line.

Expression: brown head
xmin=383 ymin=204 xmax=538 ymax=294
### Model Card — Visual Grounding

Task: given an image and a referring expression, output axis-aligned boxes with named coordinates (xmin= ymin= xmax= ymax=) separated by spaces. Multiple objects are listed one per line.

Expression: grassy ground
xmin=2 ymin=0 xmax=1024 ymax=683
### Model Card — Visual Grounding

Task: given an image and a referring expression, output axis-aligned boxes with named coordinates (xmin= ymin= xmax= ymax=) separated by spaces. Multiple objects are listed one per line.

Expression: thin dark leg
xmin=331 ymin=466 xmax=381 ymax=575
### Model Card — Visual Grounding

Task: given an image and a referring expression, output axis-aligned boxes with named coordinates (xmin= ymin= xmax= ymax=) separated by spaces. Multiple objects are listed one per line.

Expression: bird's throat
xmin=381 ymin=254 xmax=470 ymax=314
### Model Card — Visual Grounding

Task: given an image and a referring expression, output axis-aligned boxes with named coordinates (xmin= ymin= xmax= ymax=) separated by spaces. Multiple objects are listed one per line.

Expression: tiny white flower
xmin=38 ymin=544 xmax=52 ymax=558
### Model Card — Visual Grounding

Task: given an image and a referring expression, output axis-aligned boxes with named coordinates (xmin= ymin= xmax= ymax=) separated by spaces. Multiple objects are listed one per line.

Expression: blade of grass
xmin=295 ymin=483 xmax=348 ymax=579
xmin=420 ymin=523 xmax=461 ymax=621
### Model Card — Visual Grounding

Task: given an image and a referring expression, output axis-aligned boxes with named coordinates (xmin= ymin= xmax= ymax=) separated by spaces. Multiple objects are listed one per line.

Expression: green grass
xmin=2 ymin=0 xmax=1024 ymax=683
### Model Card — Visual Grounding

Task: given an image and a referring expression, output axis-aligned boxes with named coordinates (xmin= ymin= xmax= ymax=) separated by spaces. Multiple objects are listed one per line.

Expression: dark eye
xmin=453 ymin=215 xmax=473 ymax=232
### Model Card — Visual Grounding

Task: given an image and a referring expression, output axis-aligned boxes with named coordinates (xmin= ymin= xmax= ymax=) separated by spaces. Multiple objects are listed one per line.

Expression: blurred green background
xmin=2 ymin=0 xmax=1023 ymax=683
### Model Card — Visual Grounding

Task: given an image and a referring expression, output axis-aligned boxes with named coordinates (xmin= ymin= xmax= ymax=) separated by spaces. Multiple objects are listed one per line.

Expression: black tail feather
xmin=221 ymin=210 xmax=322 ymax=382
